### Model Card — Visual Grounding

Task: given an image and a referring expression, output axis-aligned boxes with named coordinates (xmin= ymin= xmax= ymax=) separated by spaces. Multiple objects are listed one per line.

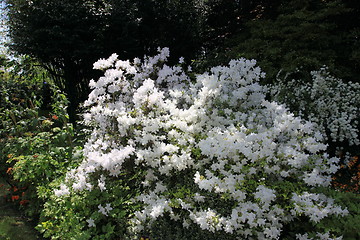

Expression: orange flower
xmin=6 ymin=168 xmax=13 ymax=174
xmin=52 ymin=115 xmax=59 ymax=120
xmin=348 ymin=156 xmax=358 ymax=168
xmin=11 ymin=195 xmax=19 ymax=201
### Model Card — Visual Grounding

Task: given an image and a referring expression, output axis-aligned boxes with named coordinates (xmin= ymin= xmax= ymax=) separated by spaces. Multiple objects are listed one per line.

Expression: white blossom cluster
xmin=291 ymin=192 xmax=348 ymax=223
xmin=55 ymin=48 xmax=348 ymax=239
xmin=271 ymin=68 xmax=360 ymax=146
xmin=296 ymin=232 xmax=343 ymax=240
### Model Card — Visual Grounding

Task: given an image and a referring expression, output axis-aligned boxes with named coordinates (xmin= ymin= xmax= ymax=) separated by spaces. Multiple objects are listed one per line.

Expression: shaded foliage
xmin=5 ymin=0 xmax=109 ymax=122
xmin=5 ymin=0 xmax=207 ymax=122
xmin=4 ymin=0 xmax=297 ymax=122
xmin=0 ymin=56 xmax=83 ymax=219
xmin=200 ymin=0 xmax=360 ymax=85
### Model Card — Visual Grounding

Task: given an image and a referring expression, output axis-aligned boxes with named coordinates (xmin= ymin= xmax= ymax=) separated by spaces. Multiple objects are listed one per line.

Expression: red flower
xmin=11 ymin=195 xmax=19 ymax=201
xmin=52 ymin=115 xmax=59 ymax=120
xmin=19 ymin=200 xmax=29 ymax=206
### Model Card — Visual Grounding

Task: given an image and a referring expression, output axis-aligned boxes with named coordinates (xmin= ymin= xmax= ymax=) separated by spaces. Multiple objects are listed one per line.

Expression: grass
xmin=0 ymin=178 xmax=45 ymax=240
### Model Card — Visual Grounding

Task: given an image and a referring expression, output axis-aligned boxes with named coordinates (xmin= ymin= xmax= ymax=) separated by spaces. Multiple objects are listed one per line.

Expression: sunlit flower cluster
xmin=55 ymin=48 xmax=347 ymax=239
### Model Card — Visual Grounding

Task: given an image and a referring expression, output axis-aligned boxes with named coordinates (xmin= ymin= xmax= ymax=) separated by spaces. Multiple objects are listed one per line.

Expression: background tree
xmin=102 ymin=0 xmax=205 ymax=63
xmin=200 ymin=0 xmax=360 ymax=84
xmin=7 ymin=0 xmax=359 ymax=121
xmin=5 ymin=0 xmax=206 ymax=122
xmin=199 ymin=0 xmax=283 ymax=54
xmin=6 ymin=0 xmax=108 ymax=122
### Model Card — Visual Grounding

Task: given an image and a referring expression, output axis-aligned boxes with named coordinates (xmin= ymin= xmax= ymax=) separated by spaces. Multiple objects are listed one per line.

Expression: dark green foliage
xmin=200 ymin=0 xmax=360 ymax=84
xmin=148 ymin=215 xmax=234 ymax=240
xmin=5 ymin=0 xmax=207 ymax=122
xmin=133 ymin=0 xmax=204 ymax=63
xmin=201 ymin=0 xmax=282 ymax=50
xmin=5 ymin=0 xmax=110 ymax=122
xmin=316 ymin=187 xmax=360 ymax=240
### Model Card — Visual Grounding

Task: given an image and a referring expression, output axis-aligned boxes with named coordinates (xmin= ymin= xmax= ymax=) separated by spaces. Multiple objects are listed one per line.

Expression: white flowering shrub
xmin=271 ymin=68 xmax=360 ymax=147
xmin=52 ymin=48 xmax=348 ymax=239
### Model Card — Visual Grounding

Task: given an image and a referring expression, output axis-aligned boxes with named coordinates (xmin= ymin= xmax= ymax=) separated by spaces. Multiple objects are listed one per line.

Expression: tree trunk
xmin=63 ymin=61 xmax=80 ymax=124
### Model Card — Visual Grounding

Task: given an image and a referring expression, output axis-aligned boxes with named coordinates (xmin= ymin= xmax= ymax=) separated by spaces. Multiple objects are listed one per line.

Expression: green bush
xmin=0 ymin=56 xmax=83 ymax=218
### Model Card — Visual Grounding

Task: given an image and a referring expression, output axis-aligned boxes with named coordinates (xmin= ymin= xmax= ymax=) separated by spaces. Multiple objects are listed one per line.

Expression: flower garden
xmin=1 ymin=48 xmax=359 ymax=239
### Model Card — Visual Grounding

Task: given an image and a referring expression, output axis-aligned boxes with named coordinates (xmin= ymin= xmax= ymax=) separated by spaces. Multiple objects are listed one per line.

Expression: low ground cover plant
xmin=42 ymin=48 xmax=353 ymax=239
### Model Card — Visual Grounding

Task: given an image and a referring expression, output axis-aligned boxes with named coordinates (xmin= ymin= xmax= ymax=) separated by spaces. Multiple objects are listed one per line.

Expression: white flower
xmin=105 ymin=203 xmax=113 ymax=213
xmin=254 ymin=185 xmax=276 ymax=204
xmin=98 ymin=204 xmax=107 ymax=216
xmin=98 ymin=175 xmax=106 ymax=191
xmin=86 ymin=218 xmax=96 ymax=227
xmin=98 ymin=203 xmax=113 ymax=216
xmin=291 ymin=192 xmax=348 ymax=223
xmin=93 ymin=53 xmax=118 ymax=70
xmin=263 ymin=226 xmax=281 ymax=239
xmin=150 ymin=202 xmax=167 ymax=219
xmin=183 ymin=220 xmax=190 ymax=228
xmin=296 ymin=233 xmax=312 ymax=240
xmin=193 ymin=193 xmax=205 ymax=202
xmin=154 ymin=182 xmax=167 ymax=193
xmin=54 ymin=184 xmax=70 ymax=197
xmin=271 ymin=68 xmax=360 ymax=146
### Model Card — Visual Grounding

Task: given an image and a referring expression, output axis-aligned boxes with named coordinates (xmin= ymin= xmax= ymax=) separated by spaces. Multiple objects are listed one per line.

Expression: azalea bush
xmin=46 ymin=48 xmax=350 ymax=239
xmin=270 ymin=68 xmax=360 ymax=195
xmin=271 ymin=68 xmax=360 ymax=149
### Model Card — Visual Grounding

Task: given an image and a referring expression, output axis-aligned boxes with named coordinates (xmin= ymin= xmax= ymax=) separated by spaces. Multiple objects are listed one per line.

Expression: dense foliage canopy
xmin=5 ymin=0 xmax=204 ymax=121
xmin=5 ymin=0 xmax=360 ymax=120
xmin=201 ymin=0 xmax=360 ymax=84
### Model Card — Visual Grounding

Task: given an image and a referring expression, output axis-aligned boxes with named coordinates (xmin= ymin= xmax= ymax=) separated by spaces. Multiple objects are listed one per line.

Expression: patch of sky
xmin=0 ymin=1 xmax=9 ymax=55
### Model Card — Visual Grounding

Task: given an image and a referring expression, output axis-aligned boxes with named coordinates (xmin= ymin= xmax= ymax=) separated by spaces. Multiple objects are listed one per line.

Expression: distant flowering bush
xmin=53 ymin=48 xmax=348 ymax=239
xmin=271 ymin=68 xmax=360 ymax=147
